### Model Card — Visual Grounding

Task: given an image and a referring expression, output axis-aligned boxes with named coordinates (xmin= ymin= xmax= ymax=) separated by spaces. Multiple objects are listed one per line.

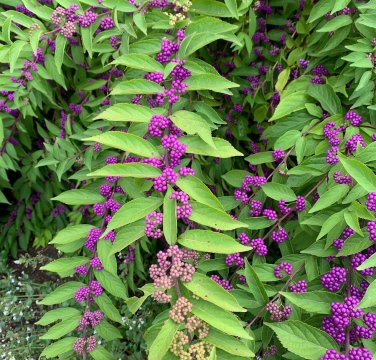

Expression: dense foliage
xmin=1 ymin=0 xmax=376 ymax=359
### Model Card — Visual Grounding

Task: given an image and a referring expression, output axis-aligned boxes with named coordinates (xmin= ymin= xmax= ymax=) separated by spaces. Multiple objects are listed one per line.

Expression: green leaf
xmin=83 ymin=131 xmax=160 ymax=158
xmin=90 ymin=346 xmax=116 ymax=360
xmin=240 ymin=217 xmax=276 ymax=230
xmin=133 ymin=12 xmax=147 ymax=35
xmin=87 ymin=163 xmax=161 ymax=178
xmin=270 ymin=91 xmax=309 ymax=121
xmin=81 ymin=26 xmax=92 ymax=57
xmin=126 ymin=284 xmax=154 ymax=314
xmin=97 ymin=239 xmax=117 ymax=275
xmin=183 ymin=272 xmax=246 ymax=312
xmin=274 ymin=130 xmax=301 ymax=150
xmin=178 ymin=230 xmax=251 ymax=254
xmin=148 ymin=319 xmax=180 ymax=360
xmin=190 ymin=0 xmax=232 ymax=17
xmin=316 ymin=210 xmax=346 ymax=240
xmin=245 ymin=152 xmax=274 ymax=165
xmin=40 ymin=337 xmax=77 ymax=359
xmin=171 ymin=110 xmax=215 ymax=148
xmin=305 ymin=103 xmax=323 ymax=118
xmin=262 ymin=182 xmax=296 ymax=202
xmin=336 ymin=236 xmax=373 ymax=257
xmin=40 ymin=315 xmax=81 ymax=340
xmin=339 ymin=154 xmax=376 ymax=192
xmin=185 ymin=74 xmax=239 ymax=94
xmin=111 ymin=79 xmax=163 ymax=95
xmin=110 ymin=219 xmax=145 ymax=255
xmin=112 ymin=54 xmax=163 ymax=72
xmin=52 ymin=189 xmax=104 ymax=205
xmin=224 ymin=0 xmax=238 ymax=18
xmin=50 ymin=225 xmax=93 ymax=245
xmin=307 ymin=84 xmax=341 ymax=115
xmin=181 ymin=136 xmax=243 ymax=158
xmin=280 ymin=291 xmax=343 ymax=314
xmin=244 ymin=258 xmax=268 ymax=305
xmin=163 ymin=186 xmax=177 ymax=245
xmin=39 ymin=282 xmax=85 ymax=305
xmin=40 ymin=257 xmax=89 ymax=274
xmin=192 ymin=299 xmax=251 ymax=339
xmin=309 ymin=185 xmax=349 ymax=213
xmin=357 ymin=279 xmax=376 ymax=309
xmin=275 ymin=68 xmax=291 ymax=93
xmin=36 ymin=308 xmax=81 ymax=326
xmin=0 ymin=190 xmax=10 ymax=204
xmin=9 ymin=40 xmax=27 ymax=72
xmin=222 ymin=170 xmax=250 ymax=187
xmin=265 ymin=320 xmax=339 ymax=359
xmin=331 ymin=0 xmax=351 ymax=14
xmin=301 ymin=239 xmax=337 ymax=257
xmin=94 ymin=103 xmax=163 ymax=123
xmin=344 ymin=210 xmax=363 ymax=236
xmin=2 ymin=16 xmax=12 ymax=44
xmin=94 ymin=269 xmax=127 ymax=300
xmin=106 ymin=197 xmax=163 ymax=232
xmin=54 ymin=34 xmax=66 ymax=74
xmin=308 ymin=0 xmax=335 ymax=23
xmin=205 ymin=328 xmax=254 ymax=357
xmin=357 ymin=252 xmax=376 ymax=271
xmin=176 ymin=175 xmax=224 ymax=211
xmin=317 ymin=15 xmax=352 ymax=32
xmin=189 ymin=202 xmax=247 ymax=230
xmin=179 ymin=32 xmax=229 ymax=58
xmin=95 ymin=293 xmax=123 ymax=324
xmin=95 ymin=320 xmax=122 ymax=341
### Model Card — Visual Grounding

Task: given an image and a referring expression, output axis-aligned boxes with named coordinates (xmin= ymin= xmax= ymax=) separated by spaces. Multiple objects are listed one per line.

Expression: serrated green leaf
xmin=111 ymin=79 xmax=163 ymax=95
xmin=183 ymin=272 xmax=245 ymax=312
xmin=39 ymin=282 xmax=85 ymax=305
xmin=339 ymin=154 xmax=376 ymax=192
xmin=309 ymin=185 xmax=349 ymax=213
xmin=270 ymin=91 xmax=309 ymax=121
xmin=50 ymin=225 xmax=93 ymax=245
xmin=95 ymin=293 xmax=123 ymax=324
xmin=205 ymin=328 xmax=254 ymax=357
xmin=36 ymin=308 xmax=81 ymax=326
xmin=94 ymin=269 xmax=127 ymax=300
xmin=163 ymin=186 xmax=177 ymax=245
xmin=265 ymin=320 xmax=339 ymax=359
xmin=176 ymin=175 xmax=224 ymax=211
xmin=171 ymin=110 xmax=215 ymax=148
xmin=192 ymin=299 xmax=251 ymax=339
xmin=40 ymin=315 xmax=81 ymax=340
xmin=181 ymin=136 xmax=243 ymax=158
xmin=110 ymin=219 xmax=145 ymax=255
xmin=189 ymin=202 xmax=247 ymax=230
xmin=40 ymin=257 xmax=89 ymax=274
xmin=52 ymin=189 xmax=104 ymax=205
xmin=87 ymin=163 xmax=162 ymax=178
xmin=148 ymin=319 xmax=180 ymax=360
xmin=112 ymin=53 xmax=163 ymax=72
xmin=262 ymin=182 xmax=296 ymax=202
xmin=40 ymin=337 xmax=77 ymax=359
xmin=178 ymin=230 xmax=251 ymax=254
xmin=83 ymin=131 xmax=160 ymax=158
xmin=280 ymin=291 xmax=342 ymax=314
xmin=94 ymin=103 xmax=164 ymax=122
xmin=106 ymin=197 xmax=163 ymax=232
xmin=244 ymin=258 xmax=268 ymax=305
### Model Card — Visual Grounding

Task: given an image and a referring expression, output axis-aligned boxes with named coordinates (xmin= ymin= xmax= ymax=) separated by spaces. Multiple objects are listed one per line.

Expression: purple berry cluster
xmin=321 ymin=267 xmax=347 ymax=292
xmin=150 ymin=245 xmax=195 ymax=303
